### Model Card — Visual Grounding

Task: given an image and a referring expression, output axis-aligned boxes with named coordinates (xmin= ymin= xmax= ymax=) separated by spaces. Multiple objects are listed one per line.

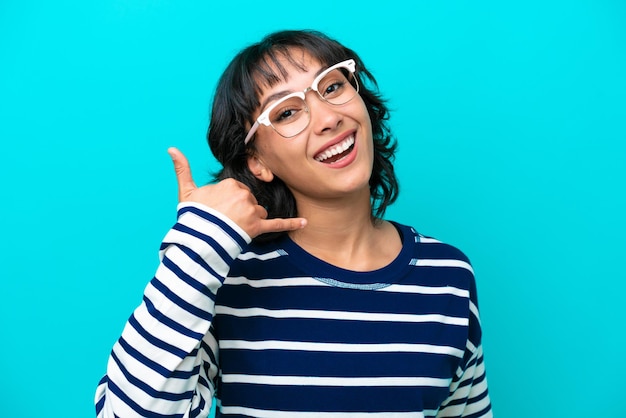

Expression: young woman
xmin=95 ymin=30 xmax=492 ymax=418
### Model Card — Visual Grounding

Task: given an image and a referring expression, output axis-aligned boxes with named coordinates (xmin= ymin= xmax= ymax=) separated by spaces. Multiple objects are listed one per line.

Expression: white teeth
xmin=315 ymin=135 xmax=355 ymax=162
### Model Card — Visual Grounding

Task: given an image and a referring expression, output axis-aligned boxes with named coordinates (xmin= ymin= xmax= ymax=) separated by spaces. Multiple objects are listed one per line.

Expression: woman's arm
xmin=95 ymin=148 xmax=306 ymax=417
xmin=95 ymin=202 xmax=251 ymax=418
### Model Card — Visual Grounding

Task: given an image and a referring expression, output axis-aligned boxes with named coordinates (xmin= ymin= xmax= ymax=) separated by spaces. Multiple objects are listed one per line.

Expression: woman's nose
xmin=308 ymin=95 xmax=344 ymax=134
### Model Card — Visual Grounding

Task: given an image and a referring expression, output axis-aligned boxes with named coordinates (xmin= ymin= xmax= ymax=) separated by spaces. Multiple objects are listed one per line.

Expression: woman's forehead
xmin=254 ymin=50 xmax=324 ymax=92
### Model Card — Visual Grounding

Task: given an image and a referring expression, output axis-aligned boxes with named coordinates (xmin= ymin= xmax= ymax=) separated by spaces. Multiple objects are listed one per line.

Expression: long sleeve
xmin=436 ymin=276 xmax=492 ymax=418
xmin=95 ymin=202 xmax=251 ymax=418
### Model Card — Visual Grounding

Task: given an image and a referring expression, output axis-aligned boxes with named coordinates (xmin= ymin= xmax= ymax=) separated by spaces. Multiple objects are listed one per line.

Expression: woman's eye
xmin=278 ymin=109 xmax=295 ymax=120
xmin=272 ymin=107 xmax=300 ymax=123
xmin=323 ymin=81 xmax=345 ymax=97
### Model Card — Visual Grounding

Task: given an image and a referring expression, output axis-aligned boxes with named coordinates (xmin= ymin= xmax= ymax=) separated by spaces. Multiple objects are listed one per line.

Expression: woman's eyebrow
xmin=260 ymin=90 xmax=291 ymax=111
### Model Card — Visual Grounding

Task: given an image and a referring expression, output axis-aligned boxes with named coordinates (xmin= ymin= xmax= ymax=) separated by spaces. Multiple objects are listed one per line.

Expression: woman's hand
xmin=168 ymin=147 xmax=306 ymax=239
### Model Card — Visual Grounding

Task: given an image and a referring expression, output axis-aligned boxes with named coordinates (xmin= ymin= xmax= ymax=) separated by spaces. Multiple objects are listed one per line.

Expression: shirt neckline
xmin=277 ymin=222 xmax=418 ymax=287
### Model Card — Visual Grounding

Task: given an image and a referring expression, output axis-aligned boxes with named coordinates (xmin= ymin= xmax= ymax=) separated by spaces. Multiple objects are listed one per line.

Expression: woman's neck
xmin=288 ymin=193 xmax=401 ymax=271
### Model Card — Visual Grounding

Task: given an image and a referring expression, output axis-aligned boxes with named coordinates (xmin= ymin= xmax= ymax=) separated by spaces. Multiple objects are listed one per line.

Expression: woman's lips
xmin=314 ymin=134 xmax=355 ymax=163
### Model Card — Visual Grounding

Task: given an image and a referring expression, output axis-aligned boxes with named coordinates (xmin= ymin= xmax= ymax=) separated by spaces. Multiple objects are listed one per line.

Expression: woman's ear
xmin=247 ymin=154 xmax=274 ymax=183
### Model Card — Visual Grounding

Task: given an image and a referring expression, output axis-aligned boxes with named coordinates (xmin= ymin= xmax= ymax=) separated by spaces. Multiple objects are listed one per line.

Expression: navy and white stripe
xmin=95 ymin=204 xmax=492 ymax=417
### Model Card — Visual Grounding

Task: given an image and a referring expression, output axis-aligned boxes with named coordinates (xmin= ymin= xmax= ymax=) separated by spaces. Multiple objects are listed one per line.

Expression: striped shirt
xmin=95 ymin=202 xmax=492 ymax=417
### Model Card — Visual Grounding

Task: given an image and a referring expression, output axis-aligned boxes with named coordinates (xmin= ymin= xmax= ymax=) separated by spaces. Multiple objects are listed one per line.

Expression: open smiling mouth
xmin=314 ymin=135 xmax=355 ymax=164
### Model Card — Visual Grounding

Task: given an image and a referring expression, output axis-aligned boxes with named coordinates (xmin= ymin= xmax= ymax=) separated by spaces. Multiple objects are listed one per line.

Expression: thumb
xmin=167 ymin=147 xmax=197 ymax=201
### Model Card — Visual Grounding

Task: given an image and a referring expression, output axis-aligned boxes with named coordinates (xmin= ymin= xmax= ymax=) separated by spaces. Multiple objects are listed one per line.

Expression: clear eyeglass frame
xmin=243 ymin=59 xmax=359 ymax=144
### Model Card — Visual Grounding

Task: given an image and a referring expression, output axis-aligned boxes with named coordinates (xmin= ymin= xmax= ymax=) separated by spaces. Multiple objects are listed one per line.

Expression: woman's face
xmin=247 ymin=51 xmax=374 ymax=207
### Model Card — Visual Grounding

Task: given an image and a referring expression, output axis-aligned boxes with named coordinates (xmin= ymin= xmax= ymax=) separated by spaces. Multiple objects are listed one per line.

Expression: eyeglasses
xmin=243 ymin=59 xmax=359 ymax=144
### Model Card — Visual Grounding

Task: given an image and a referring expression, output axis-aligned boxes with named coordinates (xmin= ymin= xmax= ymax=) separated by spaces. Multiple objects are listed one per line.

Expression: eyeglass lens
xmin=268 ymin=69 xmax=359 ymax=138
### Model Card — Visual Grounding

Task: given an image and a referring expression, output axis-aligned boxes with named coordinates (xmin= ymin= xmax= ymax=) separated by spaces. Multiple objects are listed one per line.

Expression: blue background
xmin=1 ymin=1 xmax=625 ymax=417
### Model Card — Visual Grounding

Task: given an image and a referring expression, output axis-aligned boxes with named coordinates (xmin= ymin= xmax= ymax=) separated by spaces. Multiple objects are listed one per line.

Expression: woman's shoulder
xmin=391 ymin=221 xmax=473 ymax=267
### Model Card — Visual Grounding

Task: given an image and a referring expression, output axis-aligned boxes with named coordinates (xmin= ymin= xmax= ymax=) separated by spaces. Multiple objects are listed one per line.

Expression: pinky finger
xmin=260 ymin=217 xmax=307 ymax=235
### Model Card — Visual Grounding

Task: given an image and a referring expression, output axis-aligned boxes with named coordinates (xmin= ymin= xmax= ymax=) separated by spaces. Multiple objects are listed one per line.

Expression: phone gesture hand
xmin=168 ymin=147 xmax=306 ymax=238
